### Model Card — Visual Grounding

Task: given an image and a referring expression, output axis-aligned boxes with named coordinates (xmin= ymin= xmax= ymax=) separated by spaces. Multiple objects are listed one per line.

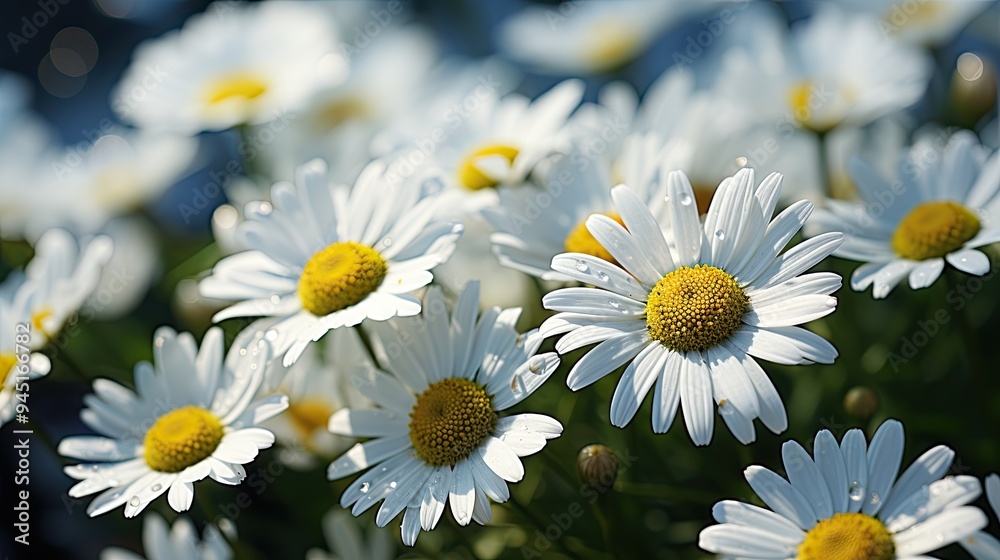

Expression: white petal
xmin=710 ymin=500 xmax=805 ymax=543
xmin=449 ymin=460 xmax=475 ymax=526
xmin=894 ymin=507 xmax=987 ymax=556
xmin=651 ymin=348 xmax=681 ymax=434
xmin=908 ymin=258 xmax=945 ymax=290
xmin=946 ymin=249 xmax=991 ymax=275
xmin=680 ymin=352 xmax=714 ymax=447
xmin=880 ymin=445 xmax=955 ymax=521
xmin=610 ymin=342 xmax=664 ymax=428
xmin=565 ymin=332 xmax=647 ymax=391
xmin=697 ymin=524 xmax=799 ymax=557
xmin=782 ymin=441 xmax=833 ymax=520
xmin=745 ymin=465 xmax=818 ymax=530
xmin=586 ymin=214 xmax=662 ymax=285
xmin=841 ymin=428 xmax=870 ymax=514
xmin=813 ymin=430 xmax=849 ymax=514
xmin=663 ymin=170 xmax=703 ymax=267
xmin=478 ymin=436 xmax=524 ymax=482
xmin=328 ymin=409 xmax=407 ymax=438
xmin=864 ymin=419 xmax=904 ymax=516
xmin=167 ymin=481 xmax=194 ymax=512
xmin=327 ymin=435 xmax=410 ymax=480
xmin=611 ymin=184 xmax=674 ymax=274
xmin=550 ymin=253 xmax=648 ymax=301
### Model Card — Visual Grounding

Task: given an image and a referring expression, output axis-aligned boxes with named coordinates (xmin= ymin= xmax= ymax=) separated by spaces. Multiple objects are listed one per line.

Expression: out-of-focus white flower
xmin=307 ymin=509 xmax=393 ymax=560
xmin=810 ymin=130 xmax=999 ymax=298
xmin=200 ymin=158 xmax=463 ymax=366
xmin=100 ymin=513 xmax=232 ymax=560
xmin=960 ymin=473 xmax=1000 ymax=559
xmin=496 ymin=1 xmax=697 ymax=75
xmin=839 ymin=0 xmax=989 ymax=46
xmin=112 ymin=1 xmax=345 ymax=135
xmin=717 ymin=5 xmax=932 ymax=133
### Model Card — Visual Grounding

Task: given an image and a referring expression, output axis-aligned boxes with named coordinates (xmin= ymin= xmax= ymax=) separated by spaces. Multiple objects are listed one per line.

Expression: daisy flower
xmin=540 ymin=168 xmax=843 ymax=445
xmin=57 ymin=326 xmax=288 ymax=518
xmin=307 ymin=509 xmax=393 ymax=560
xmin=326 ymin=282 xmax=562 ymax=546
xmin=482 ymin=134 xmax=666 ymax=281
xmin=496 ymin=1 xmax=701 ymax=75
xmin=810 ymin=130 xmax=999 ymax=298
xmin=100 ymin=513 xmax=232 ymax=560
xmin=112 ymin=1 xmax=344 ymax=135
xmin=961 ymin=473 xmax=1000 ymax=559
xmin=699 ymin=419 xmax=989 ymax=559
xmin=260 ymin=326 xmax=375 ymax=469
xmin=839 ymin=0 xmax=989 ymax=46
xmin=199 ymin=158 xmax=463 ymax=366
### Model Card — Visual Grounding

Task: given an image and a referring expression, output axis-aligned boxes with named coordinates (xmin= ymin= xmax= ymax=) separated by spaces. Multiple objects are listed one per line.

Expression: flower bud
xmin=577 ymin=444 xmax=618 ymax=492
xmin=949 ymin=52 xmax=996 ymax=128
xmin=844 ymin=386 xmax=879 ymax=419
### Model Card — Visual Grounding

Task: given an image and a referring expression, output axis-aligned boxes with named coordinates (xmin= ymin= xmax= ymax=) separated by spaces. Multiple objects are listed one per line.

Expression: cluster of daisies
xmin=1 ymin=0 xmax=998 ymax=558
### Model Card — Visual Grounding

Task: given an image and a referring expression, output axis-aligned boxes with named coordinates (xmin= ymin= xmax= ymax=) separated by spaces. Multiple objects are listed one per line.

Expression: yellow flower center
xmin=286 ymin=398 xmax=334 ymax=442
xmin=457 ymin=144 xmax=520 ymax=191
xmin=798 ymin=513 xmax=895 ymax=560
xmin=315 ymin=96 xmax=370 ymax=130
xmin=143 ymin=405 xmax=224 ymax=473
xmin=646 ymin=265 xmax=748 ymax=352
xmin=584 ymin=21 xmax=640 ymax=71
xmin=892 ymin=201 xmax=981 ymax=260
xmin=564 ymin=212 xmax=626 ymax=266
xmin=408 ymin=378 xmax=497 ymax=467
xmin=31 ymin=307 xmax=54 ymax=341
xmin=204 ymin=73 xmax=268 ymax=106
xmin=0 ymin=353 xmax=17 ymax=385
xmin=787 ymin=79 xmax=857 ymax=132
xmin=297 ymin=241 xmax=388 ymax=316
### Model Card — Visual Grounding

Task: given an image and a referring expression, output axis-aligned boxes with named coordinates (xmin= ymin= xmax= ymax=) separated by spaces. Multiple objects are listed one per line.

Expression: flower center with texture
xmin=144 ymin=405 xmax=225 ymax=473
xmin=457 ymin=144 xmax=520 ymax=191
xmin=565 ymin=212 xmax=626 ymax=266
xmin=645 ymin=265 xmax=748 ymax=352
xmin=298 ymin=241 xmax=388 ymax=316
xmin=797 ymin=513 xmax=895 ymax=560
xmin=204 ymin=73 xmax=268 ymax=106
xmin=891 ymin=201 xmax=980 ymax=260
xmin=408 ymin=378 xmax=497 ymax=467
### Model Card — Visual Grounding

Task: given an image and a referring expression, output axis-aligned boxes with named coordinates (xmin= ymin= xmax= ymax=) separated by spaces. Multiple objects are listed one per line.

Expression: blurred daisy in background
xmin=541 ymin=169 xmax=842 ymax=445
xmin=112 ymin=1 xmax=345 ymax=135
xmin=326 ymin=283 xmax=562 ymax=546
xmin=699 ymin=419 xmax=989 ymax=559
xmin=497 ymin=1 xmax=700 ymax=75
xmin=261 ymin=327 xmax=375 ymax=470
xmin=961 ymin=473 xmax=1000 ymax=558
xmin=483 ymin=136 xmax=665 ymax=281
xmin=810 ymin=130 xmax=999 ymax=298
xmin=100 ymin=513 xmax=232 ymax=560
xmin=200 ymin=158 xmax=463 ymax=366
xmin=58 ymin=326 xmax=287 ymax=517
xmin=839 ymin=0 xmax=990 ymax=46
xmin=307 ymin=509 xmax=393 ymax=560
xmin=717 ymin=4 xmax=932 ymax=133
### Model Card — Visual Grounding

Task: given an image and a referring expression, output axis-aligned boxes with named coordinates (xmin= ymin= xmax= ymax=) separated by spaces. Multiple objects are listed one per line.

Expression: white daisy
xmin=482 ymin=133 xmax=666 ymax=281
xmin=496 ymin=1 xmax=698 ymax=75
xmin=326 ymin=282 xmax=562 ymax=546
xmin=540 ymin=168 xmax=843 ymax=445
xmin=199 ymin=158 xmax=463 ymax=367
xmin=961 ymin=473 xmax=1000 ymax=559
xmin=112 ymin=1 xmax=345 ymax=135
xmin=57 ymin=326 xmax=288 ymax=518
xmin=839 ymin=0 xmax=990 ymax=46
xmin=306 ymin=509 xmax=393 ymax=560
xmin=100 ymin=513 xmax=232 ymax=560
xmin=699 ymin=419 xmax=989 ymax=559
xmin=261 ymin=326 xmax=375 ymax=469
xmin=809 ymin=129 xmax=999 ymax=298
xmin=717 ymin=5 xmax=932 ymax=133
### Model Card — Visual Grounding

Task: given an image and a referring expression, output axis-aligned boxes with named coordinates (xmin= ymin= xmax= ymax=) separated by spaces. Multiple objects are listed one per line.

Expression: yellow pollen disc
xmin=204 ymin=73 xmax=268 ymax=106
xmin=457 ymin=144 xmax=520 ymax=191
xmin=287 ymin=399 xmax=334 ymax=441
xmin=298 ymin=241 xmax=388 ymax=317
xmin=144 ymin=405 xmax=224 ymax=473
xmin=31 ymin=308 xmax=54 ymax=339
xmin=798 ymin=513 xmax=895 ymax=560
xmin=0 ymin=354 xmax=17 ymax=384
xmin=408 ymin=378 xmax=497 ymax=467
xmin=646 ymin=265 xmax=748 ymax=352
xmin=565 ymin=212 xmax=626 ymax=265
xmin=584 ymin=21 xmax=640 ymax=71
xmin=892 ymin=201 xmax=981 ymax=260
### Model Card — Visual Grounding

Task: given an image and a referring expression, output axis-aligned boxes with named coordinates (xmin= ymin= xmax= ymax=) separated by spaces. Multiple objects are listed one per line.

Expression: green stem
xmin=945 ymin=269 xmax=987 ymax=408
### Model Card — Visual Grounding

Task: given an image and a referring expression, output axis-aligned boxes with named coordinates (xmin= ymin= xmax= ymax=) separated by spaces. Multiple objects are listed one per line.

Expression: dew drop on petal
xmin=597 ymin=271 xmax=610 ymax=282
xmin=151 ymin=484 xmax=162 ymax=492
xmin=128 ymin=496 xmax=140 ymax=507
xmin=714 ymin=230 xmax=725 ymax=240
xmin=389 ymin=481 xmax=397 ymax=489
xmin=360 ymin=482 xmax=370 ymax=493
xmin=265 ymin=330 xmax=278 ymax=342
xmin=269 ymin=295 xmax=280 ymax=305
xmin=679 ymin=193 xmax=692 ymax=206
xmin=848 ymin=481 xmax=864 ymax=501
xmin=576 ymin=260 xmax=589 ymax=273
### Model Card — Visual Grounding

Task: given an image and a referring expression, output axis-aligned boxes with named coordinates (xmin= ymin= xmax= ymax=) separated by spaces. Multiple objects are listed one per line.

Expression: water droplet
xmin=848 ymin=481 xmax=864 ymax=502
xmin=389 ymin=481 xmax=397 ymax=489
xmin=528 ymin=358 xmax=542 ymax=374
xmin=269 ymin=295 xmax=280 ymax=305
xmin=265 ymin=329 xmax=278 ymax=342
xmin=381 ymin=237 xmax=393 ymax=248
xmin=935 ymin=533 xmax=944 ymax=542
xmin=714 ymin=230 xmax=725 ymax=240
xmin=597 ymin=271 xmax=610 ymax=282
xmin=151 ymin=484 xmax=162 ymax=492
xmin=679 ymin=193 xmax=693 ymax=206
xmin=250 ymin=363 xmax=257 ymax=370
xmin=258 ymin=202 xmax=272 ymax=215
xmin=360 ymin=482 xmax=370 ymax=493
xmin=128 ymin=496 xmax=140 ymax=507
xmin=663 ymin=195 xmax=670 ymax=203
xmin=154 ymin=337 xmax=165 ymax=348
xmin=239 ymin=348 xmax=247 ymax=356
xmin=576 ymin=260 xmax=589 ymax=273
xmin=869 ymin=491 xmax=880 ymax=507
